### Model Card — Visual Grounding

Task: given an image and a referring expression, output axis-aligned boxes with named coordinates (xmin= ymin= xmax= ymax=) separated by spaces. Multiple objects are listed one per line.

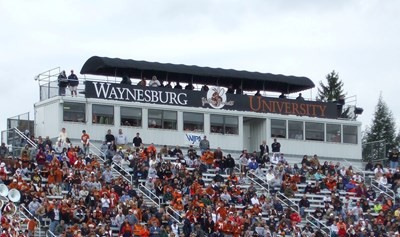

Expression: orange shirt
xmin=81 ymin=134 xmax=90 ymax=145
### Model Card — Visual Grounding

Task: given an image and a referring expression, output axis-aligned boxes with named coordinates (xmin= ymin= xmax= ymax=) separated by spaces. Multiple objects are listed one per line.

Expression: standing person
xmin=68 ymin=69 xmax=79 ymax=97
xmin=81 ymin=130 xmax=90 ymax=155
xmin=57 ymin=70 xmax=68 ymax=96
xmin=259 ymin=140 xmax=269 ymax=158
xmin=199 ymin=135 xmax=210 ymax=154
xmin=132 ymin=132 xmax=142 ymax=148
xmin=0 ymin=143 xmax=8 ymax=159
xmin=115 ymin=129 xmax=128 ymax=149
xmin=271 ymin=138 xmax=281 ymax=160
xmin=225 ymin=154 xmax=235 ymax=175
xmin=388 ymin=147 xmax=399 ymax=169
xmin=58 ymin=128 xmax=68 ymax=145
xmin=105 ymin=129 xmax=115 ymax=145
xmin=296 ymin=93 xmax=304 ymax=101
xmin=48 ymin=204 xmax=61 ymax=234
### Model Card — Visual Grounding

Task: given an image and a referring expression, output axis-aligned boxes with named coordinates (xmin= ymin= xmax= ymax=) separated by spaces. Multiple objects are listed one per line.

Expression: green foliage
xmin=318 ymin=70 xmax=352 ymax=118
xmin=318 ymin=71 xmax=345 ymax=102
xmin=362 ymin=94 xmax=397 ymax=161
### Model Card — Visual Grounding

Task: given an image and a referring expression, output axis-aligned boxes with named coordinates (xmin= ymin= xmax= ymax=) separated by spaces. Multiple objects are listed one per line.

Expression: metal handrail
xmin=20 ymin=204 xmax=42 ymax=236
xmin=89 ymin=142 xmax=132 ymax=184
xmin=370 ymin=180 xmax=396 ymax=204
xmin=47 ymin=230 xmax=57 ymax=237
xmin=13 ymin=127 xmax=37 ymax=149
xmin=166 ymin=206 xmax=183 ymax=225
xmin=343 ymin=159 xmax=365 ymax=181
xmin=246 ymin=171 xmax=270 ymax=195
xmin=138 ymin=184 xmax=161 ymax=206
xmin=112 ymin=161 xmax=134 ymax=184
xmin=276 ymin=191 xmax=299 ymax=213
xmin=306 ymin=213 xmax=331 ymax=237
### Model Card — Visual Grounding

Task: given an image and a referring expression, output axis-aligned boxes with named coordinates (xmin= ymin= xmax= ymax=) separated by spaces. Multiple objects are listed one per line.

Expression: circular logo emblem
xmin=206 ymin=87 xmax=227 ymax=109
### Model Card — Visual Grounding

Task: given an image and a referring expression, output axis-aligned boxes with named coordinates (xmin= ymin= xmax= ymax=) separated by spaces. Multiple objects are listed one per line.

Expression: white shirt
xmin=115 ymin=133 xmax=127 ymax=145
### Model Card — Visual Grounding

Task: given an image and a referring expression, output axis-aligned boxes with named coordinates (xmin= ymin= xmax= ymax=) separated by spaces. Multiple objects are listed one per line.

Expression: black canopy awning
xmin=80 ymin=56 xmax=315 ymax=93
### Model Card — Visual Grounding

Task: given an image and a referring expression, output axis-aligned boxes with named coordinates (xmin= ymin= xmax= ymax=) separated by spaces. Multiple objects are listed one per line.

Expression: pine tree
xmin=318 ymin=70 xmax=345 ymax=102
xmin=318 ymin=70 xmax=351 ymax=118
xmin=362 ymin=94 xmax=397 ymax=161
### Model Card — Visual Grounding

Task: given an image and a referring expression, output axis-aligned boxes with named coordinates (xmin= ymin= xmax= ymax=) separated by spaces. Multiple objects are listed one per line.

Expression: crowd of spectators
xmin=0 ymin=128 xmax=399 ymax=237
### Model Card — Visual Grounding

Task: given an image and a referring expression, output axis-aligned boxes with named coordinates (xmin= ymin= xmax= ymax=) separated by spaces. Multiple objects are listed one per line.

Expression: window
xmin=326 ymin=124 xmax=341 ymax=143
xmin=63 ymin=102 xmax=85 ymax=122
xmin=288 ymin=121 xmax=303 ymax=140
xmin=271 ymin=119 xmax=286 ymax=138
xmin=343 ymin=125 xmax=358 ymax=144
xmin=92 ymin=105 xmax=114 ymax=125
xmin=210 ymin=115 xmax=238 ymax=135
xmin=183 ymin=112 xmax=204 ymax=132
xmin=121 ymin=107 xmax=142 ymax=127
xmin=305 ymin=122 xmax=324 ymax=141
xmin=148 ymin=109 xmax=177 ymax=130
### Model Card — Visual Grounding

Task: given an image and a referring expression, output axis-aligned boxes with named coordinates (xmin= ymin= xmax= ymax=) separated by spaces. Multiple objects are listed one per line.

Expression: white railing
xmin=246 ymin=171 xmax=270 ymax=195
xmin=370 ymin=181 xmax=396 ymax=204
xmin=138 ymin=184 xmax=161 ymax=206
xmin=13 ymin=127 xmax=37 ymax=149
xmin=166 ymin=206 xmax=183 ymax=225
xmin=20 ymin=204 xmax=42 ymax=236
xmin=306 ymin=214 xmax=331 ymax=237
xmin=276 ymin=192 xmax=299 ymax=213
xmin=89 ymin=142 xmax=132 ymax=184
xmin=47 ymin=230 xmax=57 ymax=237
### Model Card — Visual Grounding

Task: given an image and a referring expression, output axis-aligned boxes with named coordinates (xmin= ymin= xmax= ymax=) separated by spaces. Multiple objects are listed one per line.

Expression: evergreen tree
xmin=362 ymin=94 xmax=397 ymax=161
xmin=318 ymin=70 xmax=351 ymax=118
xmin=318 ymin=70 xmax=345 ymax=102
xmin=395 ymin=129 xmax=400 ymax=147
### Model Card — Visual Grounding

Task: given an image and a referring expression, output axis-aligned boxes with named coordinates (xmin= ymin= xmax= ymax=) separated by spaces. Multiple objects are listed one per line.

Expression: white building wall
xmin=34 ymin=97 xmax=362 ymax=160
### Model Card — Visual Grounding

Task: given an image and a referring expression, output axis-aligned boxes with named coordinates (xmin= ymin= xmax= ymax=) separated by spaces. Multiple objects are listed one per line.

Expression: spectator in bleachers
xmin=199 ymin=136 xmax=210 ymax=154
xmin=116 ymin=129 xmax=128 ymax=149
xmin=388 ymin=147 xmax=399 ymax=169
xmin=271 ymin=138 xmax=281 ymax=158
xmin=148 ymin=76 xmax=161 ymax=87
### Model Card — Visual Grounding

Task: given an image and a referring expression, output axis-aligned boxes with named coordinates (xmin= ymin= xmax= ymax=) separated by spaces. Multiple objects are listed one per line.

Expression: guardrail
xmin=246 ymin=171 xmax=270 ymax=195
xmin=138 ymin=184 xmax=161 ymax=206
xmin=306 ymin=214 xmax=331 ymax=237
xmin=343 ymin=159 xmax=366 ymax=181
xmin=276 ymin=192 xmax=299 ymax=213
xmin=166 ymin=206 xmax=183 ymax=225
xmin=47 ymin=230 xmax=57 ymax=237
xmin=89 ymin=142 xmax=133 ymax=184
xmin=370 ymin=181 xmax=396 ymax=204
xmin=20 ymin=204 xmax=43 ymax=236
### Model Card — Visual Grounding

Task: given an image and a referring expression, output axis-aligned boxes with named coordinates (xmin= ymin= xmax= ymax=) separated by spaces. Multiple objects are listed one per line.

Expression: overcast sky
xmin=1 ymin=0 xmax=399 ymax=138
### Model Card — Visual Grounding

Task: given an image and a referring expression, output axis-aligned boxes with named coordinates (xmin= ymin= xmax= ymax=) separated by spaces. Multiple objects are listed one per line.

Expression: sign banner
xmin=184 ymin=133 xmax=203 ymax=146
xmin=85 ymin=81 xmax=338 ymax=119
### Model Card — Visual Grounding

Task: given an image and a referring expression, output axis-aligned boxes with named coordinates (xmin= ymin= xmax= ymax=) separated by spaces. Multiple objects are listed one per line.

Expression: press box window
xmin=326 ymin=124 xmax=341 ymax=143
xmin=305 ymin=122 xmax=324 ymax=141
xmin=343 ymin=125 xmax=358 ymax=144
xmin=210 ymin=115 xmax=238 ymax=135
xmin=271 ymin=119 xmax=286 ymax=138
xmin=63 ymin=102 xmax=85 ymax=123
xmin=92 ymin=104 xmax=114 ymax=125
xmin=148 ymin=109 xmax=177 ymax=130
xmin=288 ymin=121 xmax=303 ymax=140
xmin=121 ymin=107 xmax=142 ymax=127
xmin=183 ymin=112 xmax=204 ymax=132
